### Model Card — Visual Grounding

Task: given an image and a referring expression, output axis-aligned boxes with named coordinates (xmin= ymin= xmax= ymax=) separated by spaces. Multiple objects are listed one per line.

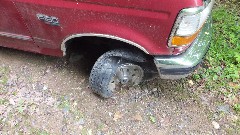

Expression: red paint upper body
xmin=0 ymin=0 xmax=203 ymax=57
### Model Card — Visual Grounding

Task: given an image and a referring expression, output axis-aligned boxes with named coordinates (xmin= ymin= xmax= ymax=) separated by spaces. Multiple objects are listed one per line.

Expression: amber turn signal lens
xmin=171 ymin=30 xmax=201 ymax=46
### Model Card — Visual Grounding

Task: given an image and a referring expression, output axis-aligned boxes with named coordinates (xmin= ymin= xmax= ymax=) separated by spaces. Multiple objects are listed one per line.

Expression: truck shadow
xmin=0 ymin=46 xmax=97 ymax=76
xmin=0 ymin=46 xmax=193 ymax=100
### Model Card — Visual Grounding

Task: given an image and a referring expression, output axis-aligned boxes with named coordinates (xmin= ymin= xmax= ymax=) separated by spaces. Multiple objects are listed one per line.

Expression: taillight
xmin=169 ymin=0 xmax=214 ymax=47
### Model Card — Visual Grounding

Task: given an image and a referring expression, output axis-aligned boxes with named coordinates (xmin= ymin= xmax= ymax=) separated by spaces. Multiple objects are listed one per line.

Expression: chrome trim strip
xmin=0 ymin=32 xmax=32 ymax=41
xmin=154 ymin=16 xmax=212 ymax=73
xmin=61 ymin=33 xmax=149 ymax=56
xmin=168 ymin=0 xmax=214 ymax=47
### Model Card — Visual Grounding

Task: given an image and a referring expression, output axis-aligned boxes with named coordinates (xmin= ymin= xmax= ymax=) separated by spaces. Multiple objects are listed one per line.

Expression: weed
xmin=71 ymin=109 xmax=84 ymax=120
xmin=97 ymin=123 xmax=105 ymax=130
xmin=31 ymin=128 xmax=50 ymax=135
xmin=0 ymin=66 xmax=10 ymax=94
xmin=0 ymin=98 xmax=8 ymax=105
xmin=226 ymin=119 xmax=240 ymax=134
xmin=58 ymin=95 xmax=85 ymax=121
xmin=0 ymin=66 xmax=10 ymax=81
xmin=16 ymin=100 xmax=26 ymax=114
xmin=81 ymin=128 xmax=93 ymax=135
xmin=58 ymin=96 xmax=71 ymax=111
xmin=233 ymin=104 xmax=240 ymax=114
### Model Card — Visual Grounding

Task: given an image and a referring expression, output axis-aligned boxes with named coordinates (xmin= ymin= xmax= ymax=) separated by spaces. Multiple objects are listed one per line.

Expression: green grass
xmin=0 ymin=66 xmax=9 ymax=84
xmin=234 ymin=103 xmax=240 ymax=113
xmin=193 ymin=0 xmax=240 ymax=113
xmin=31 ymin=128 xmax=49 ymax=135
xmin=0 ymin=98 xmax=8 ymax=105
xmin=0 ymin=66 xmax=10 ymax=94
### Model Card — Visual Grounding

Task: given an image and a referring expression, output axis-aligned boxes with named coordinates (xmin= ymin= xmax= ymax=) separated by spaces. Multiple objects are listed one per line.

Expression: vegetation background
xmin=194 ymin=0 xmax=240 ymax=114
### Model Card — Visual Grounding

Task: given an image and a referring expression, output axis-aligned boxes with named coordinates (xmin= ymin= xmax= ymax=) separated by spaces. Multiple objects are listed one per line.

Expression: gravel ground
xmin=0 ymin=47 xmax=239 ymax=135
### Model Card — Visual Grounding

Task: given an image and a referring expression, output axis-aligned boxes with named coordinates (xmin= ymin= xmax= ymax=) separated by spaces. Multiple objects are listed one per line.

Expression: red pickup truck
xmin=0 ymin=0 xmax=214 ymax=98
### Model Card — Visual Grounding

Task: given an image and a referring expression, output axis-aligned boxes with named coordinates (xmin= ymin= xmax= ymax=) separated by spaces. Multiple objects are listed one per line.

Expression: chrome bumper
xmin=154 ymin=17 xmax=212 ymax=79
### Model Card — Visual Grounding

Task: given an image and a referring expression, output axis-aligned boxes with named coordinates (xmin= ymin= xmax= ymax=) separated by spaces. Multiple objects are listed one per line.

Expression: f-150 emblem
xmin=37 ymin=14 xmax=60 ymax=26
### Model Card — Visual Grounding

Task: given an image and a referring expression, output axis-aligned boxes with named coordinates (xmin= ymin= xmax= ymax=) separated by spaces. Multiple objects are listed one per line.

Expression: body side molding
xmin=0 ymin=32 xmax=32 ymax=41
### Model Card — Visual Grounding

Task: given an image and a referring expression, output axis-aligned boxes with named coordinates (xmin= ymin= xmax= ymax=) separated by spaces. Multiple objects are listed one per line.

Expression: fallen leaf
xmin=228 ymin=82 xmax=238 ymax=88
xmin=113 ymin=111 xmax=123 ymax=121
xmin=212 ymin=121 xmax=220 ymax=129
xmin=149 ymin=116 xmax=156 ymax=123
xmin=133 ymin=113 xmax=143 ymax=121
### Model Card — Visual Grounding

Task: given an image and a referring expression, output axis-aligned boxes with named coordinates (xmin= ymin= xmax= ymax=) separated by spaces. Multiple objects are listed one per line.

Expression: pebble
xmin=212 ymin=121 xmax=220 ymax=129
xmin=9 ymin=99 xmax=15 ymax=105
xmin=78 ymin=118 xmax=85 ymax=125
xmin=43 ymin=85 xmax=48 ymax=91
xmin=217 ymin=104 xmax=230 ymax=114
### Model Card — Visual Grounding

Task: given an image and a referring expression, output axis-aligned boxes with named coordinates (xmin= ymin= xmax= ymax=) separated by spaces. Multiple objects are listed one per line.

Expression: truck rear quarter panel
xmin=13 ymin=0 xmax=203 ymax=56
xmin=0 ymin=0 xmax=38 ymax=52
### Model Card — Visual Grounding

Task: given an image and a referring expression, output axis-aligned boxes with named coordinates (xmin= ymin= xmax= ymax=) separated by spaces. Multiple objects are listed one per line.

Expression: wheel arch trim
xmin=60 ymin=33 xmax=149 ymax=56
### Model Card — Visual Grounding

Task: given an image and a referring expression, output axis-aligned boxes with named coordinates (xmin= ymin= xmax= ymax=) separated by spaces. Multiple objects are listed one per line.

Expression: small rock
xmin=188 ymin=80 xmax=194 ymax=86
xmin=113 ymin=111 xmax=123 ymax=121
xmin=212 ymin=121 xmax=220 ymax=129
xmin=61 ymin=125 xmax=68 ymax=133
xmin=87 ymin=129 xmax=93 ymax=135
xmin=9 ymin=99 xmax=15 ymax=105
xmin=62 ymin=107 xmax=69 ymax=114
xmin=45 ymin=68 xmax=51 ymax=74
xmin=133 ymin=113 xmax=143 ymax=121
xmin=78 ymin=118 xmax=85 ymax=125
xmin=96 ymin=131 xmax=105 ymax=135
xmin=108 ymin=112 xmax=113 ymax=117
xmin=6 ymin=80 xmax=14 ymax=86
xmin=217 ymin=104 xmax=230 ymax=114
xmin=152 ymin=88 xmax=157 ymax=91
xmin=43 ymin=85 xmax=48 ymax=91
xmin=178 ymin=121 xmax=187 ymax=129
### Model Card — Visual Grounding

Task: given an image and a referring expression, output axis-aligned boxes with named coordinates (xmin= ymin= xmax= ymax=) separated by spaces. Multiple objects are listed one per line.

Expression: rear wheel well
xmin=65 ymin=36 xmax=151 ymax=61
xmin=64 ymin=36 xmax=158 ymax=82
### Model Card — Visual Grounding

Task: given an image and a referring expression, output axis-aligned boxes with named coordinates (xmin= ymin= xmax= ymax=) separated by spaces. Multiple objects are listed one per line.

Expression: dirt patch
xmin=0 ymin=47 xmax=238 ymax=135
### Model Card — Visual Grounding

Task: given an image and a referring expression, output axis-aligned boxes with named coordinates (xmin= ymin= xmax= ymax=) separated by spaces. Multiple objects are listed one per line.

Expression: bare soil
xmin=0 ymin=47 xmax=238 ymax=135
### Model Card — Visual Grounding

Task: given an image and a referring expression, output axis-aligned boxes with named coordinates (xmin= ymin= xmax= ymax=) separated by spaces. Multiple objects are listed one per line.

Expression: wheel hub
xmin=108 ymin=63 xmax=144 ymax=92
xmin=116 ymin=63 xmax=144 ymax=85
